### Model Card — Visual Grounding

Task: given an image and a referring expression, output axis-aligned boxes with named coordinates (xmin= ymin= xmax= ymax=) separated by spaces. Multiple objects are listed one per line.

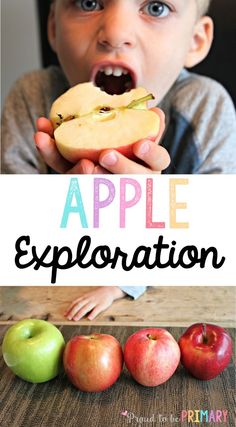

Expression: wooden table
xmin=0 ymin=286 xmax=235 ymax=327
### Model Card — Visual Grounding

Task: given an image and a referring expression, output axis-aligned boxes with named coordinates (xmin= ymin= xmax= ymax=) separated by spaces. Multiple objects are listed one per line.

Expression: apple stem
xmin=147 ymin=334 xmax=157 ymax=341
xmin=202 ymin=323 xmax=207 ymax=343
xmin=127 ymin=94 xmax=155 ymax=109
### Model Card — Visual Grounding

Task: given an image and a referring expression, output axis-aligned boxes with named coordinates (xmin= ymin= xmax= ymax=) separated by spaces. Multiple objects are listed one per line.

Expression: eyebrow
xmin=137 ymin=0 xmax=188 ymax=8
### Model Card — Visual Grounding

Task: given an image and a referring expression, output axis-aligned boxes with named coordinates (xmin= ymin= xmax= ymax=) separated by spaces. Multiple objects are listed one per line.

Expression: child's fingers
xmin=64 ymin=297 xmax=83 ymax=316
xmin=67 ymin=159 xmax=96 ymax=174
xmin=36 ymin=117 xmax=54 ymax=138
xmin=70 ymin=159 xmax=108 ymax=174
xmin=133 ymin=140 xmax=170 ymax=171
xmin=65 ymin=299 xmax=87 ymax=319
xmin=34 ymin=131 xmax=72 ymax=173
xmin=35 ymin=135 xmax=108 ymax=174
xmin=99 ymin=149 xmax=148 ymax=174
xmin=72 ymin=302 xmax=96 ymax=321
xmin=87 ymin=304 xmax=104 ymax=320
xmin=93 ymin=164 xmax=110 ymax=174
xmin=98 ymin=144 xmax=170 ymax=174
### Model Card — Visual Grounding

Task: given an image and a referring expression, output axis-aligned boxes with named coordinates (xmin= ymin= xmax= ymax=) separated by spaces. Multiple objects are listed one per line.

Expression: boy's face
xmin=49 ymin=0 xmax=212 ymax=103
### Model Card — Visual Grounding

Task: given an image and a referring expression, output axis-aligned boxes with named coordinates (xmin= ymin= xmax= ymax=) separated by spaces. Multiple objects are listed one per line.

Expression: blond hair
xmin=197 ymin=0 xmax=212 ymax=16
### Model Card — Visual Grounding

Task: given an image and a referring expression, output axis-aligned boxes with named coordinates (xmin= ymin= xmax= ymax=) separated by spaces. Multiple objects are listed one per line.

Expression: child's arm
xmin=64 ymin=286 xmax=125 ymax=321
xmin=34 ymin=109 xmax=170 ymax=174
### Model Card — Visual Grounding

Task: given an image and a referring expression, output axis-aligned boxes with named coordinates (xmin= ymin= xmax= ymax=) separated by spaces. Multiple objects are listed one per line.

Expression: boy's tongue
xmin=95 ymin=72 xmax=133 ymax=95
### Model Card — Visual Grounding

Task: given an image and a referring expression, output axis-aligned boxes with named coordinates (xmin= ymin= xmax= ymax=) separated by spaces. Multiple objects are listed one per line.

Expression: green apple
xmin=2 ymin=319 xmax=65 ymax=383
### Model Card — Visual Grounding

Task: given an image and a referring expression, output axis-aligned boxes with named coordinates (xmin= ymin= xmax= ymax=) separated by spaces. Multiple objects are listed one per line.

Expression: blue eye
xmin=75 ymin=0 xmax=101 ymax=12
xmin=143 ymin=1 xmax=170 ymax=17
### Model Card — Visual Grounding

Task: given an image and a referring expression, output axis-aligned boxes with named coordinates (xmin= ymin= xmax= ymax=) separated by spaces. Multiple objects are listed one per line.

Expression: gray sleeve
xmin=1 ymin=67 xmax=68 ymax=174
xmin=1 ymin=73 xmax=48 ymax=174
xmin=119 ymin=286 xmax=147 ymax=299
xmin=174 ymin=74 xmax=236 ymax=173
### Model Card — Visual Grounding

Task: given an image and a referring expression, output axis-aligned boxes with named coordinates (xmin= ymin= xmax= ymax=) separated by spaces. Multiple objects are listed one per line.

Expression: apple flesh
xmin=50 ymin=83 xmax=160 ymax=163
xmin=2 ymin=319 xmax=65 ymax=383
xmin=124 ymin=328 xmax=180 ymax=387
xmin=63 ymin=333 xmax=123 ymax=392
xmin=178 ymin=323 xmax=232 ymax=380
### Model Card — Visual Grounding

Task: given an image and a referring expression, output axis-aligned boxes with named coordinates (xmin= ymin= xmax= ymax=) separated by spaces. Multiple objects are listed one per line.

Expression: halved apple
xmin=50 ymin=83 xmax=160 ymax=164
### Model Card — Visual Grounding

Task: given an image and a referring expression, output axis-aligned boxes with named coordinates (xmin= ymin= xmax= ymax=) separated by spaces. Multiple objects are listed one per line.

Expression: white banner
xmin=0 ymin=175 xmax=235 ymax=286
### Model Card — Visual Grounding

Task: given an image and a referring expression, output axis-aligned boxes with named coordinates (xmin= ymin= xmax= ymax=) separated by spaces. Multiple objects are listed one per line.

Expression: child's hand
xmin=64 ymin=286 xmax=126 ymax=321
xmin=34 ymin=108 xmax=169 ymax=174
xmin=34 ymin=117 xmax=105 ymax=173
xmin=97 ymin=108 xmax=169 ymax=174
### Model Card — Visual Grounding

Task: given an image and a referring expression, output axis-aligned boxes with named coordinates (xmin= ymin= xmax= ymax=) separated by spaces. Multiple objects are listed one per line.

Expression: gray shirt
xmin=1 ymin=66 xmax=236 ymax=174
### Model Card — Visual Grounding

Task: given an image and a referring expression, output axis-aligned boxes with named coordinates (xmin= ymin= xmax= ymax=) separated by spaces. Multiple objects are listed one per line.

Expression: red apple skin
xmin=124 ymin=328 xmax=180 ymax=387
xmin=178 ymin=323 xmax=232 ymax=380
xmin=63 ymin=333 xmax=123 ymax=392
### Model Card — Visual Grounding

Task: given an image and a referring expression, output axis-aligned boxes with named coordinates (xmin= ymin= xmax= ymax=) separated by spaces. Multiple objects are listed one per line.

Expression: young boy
xmin=2 ymin=0 xmax=236 ymax=175
xmin=1 ymin=0 xmax=236 ymax=319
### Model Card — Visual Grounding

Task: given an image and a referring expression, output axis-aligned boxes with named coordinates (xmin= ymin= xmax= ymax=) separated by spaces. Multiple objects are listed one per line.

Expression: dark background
xmin=36 ymin=0 xmax=236 ymax=106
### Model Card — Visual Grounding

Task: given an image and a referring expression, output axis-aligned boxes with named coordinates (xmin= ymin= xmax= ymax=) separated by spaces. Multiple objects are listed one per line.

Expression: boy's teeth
xmin=102 ymin=66 xmax=129 ymax=77
xmin=104 ymin=66 xmax=113 ymax=76
xmin=113 ymin=67 xmax=123 ymax=77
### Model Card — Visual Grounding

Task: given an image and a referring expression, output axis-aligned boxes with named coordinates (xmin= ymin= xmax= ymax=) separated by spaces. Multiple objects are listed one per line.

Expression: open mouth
xmin=94 ymin=65 xmax=135 ymax=95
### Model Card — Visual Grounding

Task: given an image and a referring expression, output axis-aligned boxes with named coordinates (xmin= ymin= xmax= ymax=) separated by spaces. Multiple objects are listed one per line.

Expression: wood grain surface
xmin=0 ymin=286 xmax=235 ymax=327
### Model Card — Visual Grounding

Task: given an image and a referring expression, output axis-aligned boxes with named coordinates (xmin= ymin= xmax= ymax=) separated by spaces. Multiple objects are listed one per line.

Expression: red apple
xmin=50 ymin=83 xmax=160 ymax=163
xmin=63 ymin=333 xmax=123 ymax=392
xmin=124 ymin=328 xmax=180 ymax=387
xmin=178 ymin=323 xmax=232 ymax=380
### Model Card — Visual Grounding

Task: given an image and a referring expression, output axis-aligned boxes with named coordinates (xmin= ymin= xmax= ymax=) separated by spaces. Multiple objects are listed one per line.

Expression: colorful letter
xmin=215 ymin=410 xmax=223 ymax=422
xmin=120 ymin=178 xmax=141 ymax=228
xmin=180 ymin=411 xmax=187 ymax=421
xmin=187 ymin=411 xmax=194 ymax=422
xmin=223 ymin=410 xmax=228 ymax=422
xmin=208 ymin=410 xmax=216 ymax=422
xmin=60 ymin=178 xmax=88 ymax=228
xmin=94 ymin=178 xmax=115 ymax=228
xmin=146 ymin=178 xmax=165 ymax=228
xmin=200 ymin=410 xmax=208 ymax=422
xmin=194 ymin=410 xmax=200 ymax=423
xmin=169 ymin=178 xmax=189 ymax=228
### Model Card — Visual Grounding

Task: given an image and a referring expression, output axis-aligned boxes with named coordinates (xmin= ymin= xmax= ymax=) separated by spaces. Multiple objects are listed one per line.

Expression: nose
xmin=97 ymin=6 xmax=137 ymax=51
